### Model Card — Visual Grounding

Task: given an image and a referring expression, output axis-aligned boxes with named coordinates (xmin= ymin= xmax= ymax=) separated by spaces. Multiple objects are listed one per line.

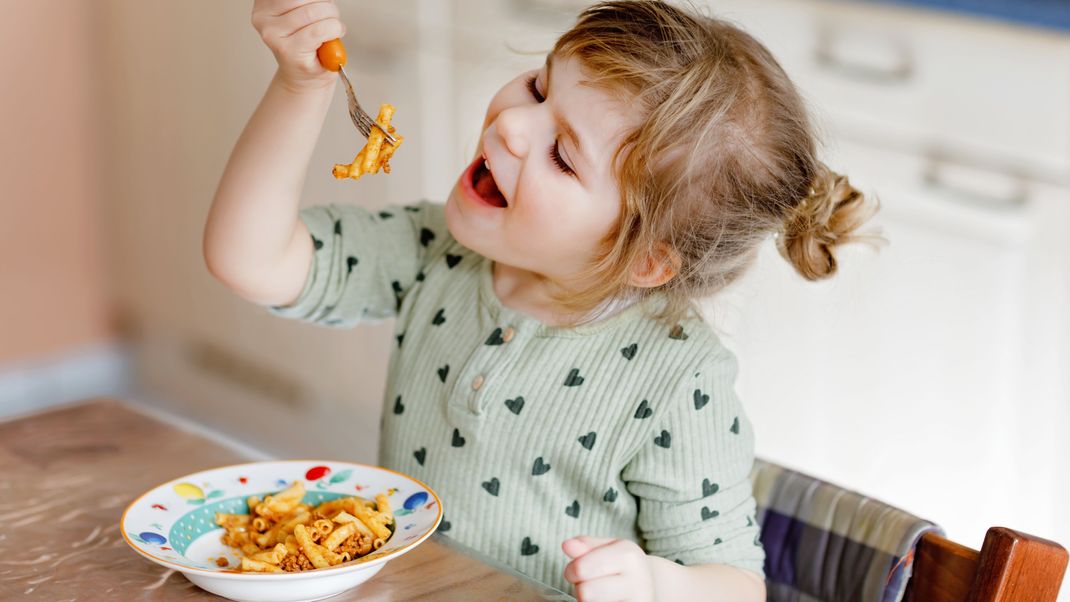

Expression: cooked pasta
xmin=213 ymin=481 xmax=395 ymax=572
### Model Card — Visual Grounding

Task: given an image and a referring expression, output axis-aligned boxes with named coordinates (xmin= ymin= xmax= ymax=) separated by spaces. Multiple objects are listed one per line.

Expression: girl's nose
xmin=493 ymin=105 xmax=531 ymax=159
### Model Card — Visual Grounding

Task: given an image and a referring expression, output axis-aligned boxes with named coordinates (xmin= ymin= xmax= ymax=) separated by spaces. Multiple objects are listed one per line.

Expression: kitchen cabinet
xmin=689 ymin=0 xmax=1070 ymax=560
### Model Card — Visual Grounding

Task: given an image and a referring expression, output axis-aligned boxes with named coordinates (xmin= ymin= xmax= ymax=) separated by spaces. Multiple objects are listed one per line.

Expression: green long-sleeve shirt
xmin=264 ymin=200 xmax=765 ymax=593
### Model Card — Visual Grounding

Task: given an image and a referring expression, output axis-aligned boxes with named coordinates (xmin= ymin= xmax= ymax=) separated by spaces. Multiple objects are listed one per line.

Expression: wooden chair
xmin=751 ymin=460 xmax=1068 ymax=601
xmin=905 ymin=526 xmax=1068 ymax=601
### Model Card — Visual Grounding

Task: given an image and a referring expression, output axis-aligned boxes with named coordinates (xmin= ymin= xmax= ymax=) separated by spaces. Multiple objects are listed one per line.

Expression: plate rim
xmin=120 ymin=459 xmax=443 ymax=580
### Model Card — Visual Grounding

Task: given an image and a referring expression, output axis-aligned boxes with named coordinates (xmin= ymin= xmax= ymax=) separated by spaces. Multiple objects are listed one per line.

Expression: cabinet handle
xmin=814 ymin=23 xmax=914 ymax=84
xmin=922 ymin=153 xmax=1029 ymax=211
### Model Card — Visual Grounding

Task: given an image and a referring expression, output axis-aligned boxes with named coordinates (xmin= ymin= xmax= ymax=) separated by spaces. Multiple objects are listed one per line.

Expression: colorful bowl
xmin=121 ymin=460 xmax=442 ymax=602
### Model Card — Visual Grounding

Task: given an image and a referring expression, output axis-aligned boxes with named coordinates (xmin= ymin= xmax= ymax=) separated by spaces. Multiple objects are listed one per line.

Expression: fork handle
xmin=317 ymin=39 xmax=347 ymax=72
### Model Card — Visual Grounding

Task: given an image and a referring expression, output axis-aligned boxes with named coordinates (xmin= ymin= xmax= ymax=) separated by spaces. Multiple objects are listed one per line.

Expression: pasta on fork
xmin=332 ymin=104 xmax=404 ymax=181
xmin=214 ymin=481 xmax=395 ymax=572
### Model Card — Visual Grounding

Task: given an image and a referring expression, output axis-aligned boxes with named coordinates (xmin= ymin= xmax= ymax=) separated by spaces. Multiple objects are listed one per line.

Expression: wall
xmin=0 ymin=1 xmax=116 ymax=367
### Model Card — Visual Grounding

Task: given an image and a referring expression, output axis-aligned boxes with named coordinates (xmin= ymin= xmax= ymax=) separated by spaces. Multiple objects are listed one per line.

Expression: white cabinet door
xmin=704 ymin=137 xmax=1069 ymax=551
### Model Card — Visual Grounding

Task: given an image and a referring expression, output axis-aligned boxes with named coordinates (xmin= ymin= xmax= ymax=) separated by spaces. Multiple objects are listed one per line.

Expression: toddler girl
xmin=204 ymin=1 xmax=882 ymax=600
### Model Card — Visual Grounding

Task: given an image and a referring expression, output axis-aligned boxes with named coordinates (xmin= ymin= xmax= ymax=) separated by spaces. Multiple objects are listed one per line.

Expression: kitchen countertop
xmin=0 ymin=398 xmax=572 ymax=601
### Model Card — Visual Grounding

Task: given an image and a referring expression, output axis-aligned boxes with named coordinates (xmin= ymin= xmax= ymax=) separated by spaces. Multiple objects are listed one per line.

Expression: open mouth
xmin=469 ymin=155 xmax=508 ymax=208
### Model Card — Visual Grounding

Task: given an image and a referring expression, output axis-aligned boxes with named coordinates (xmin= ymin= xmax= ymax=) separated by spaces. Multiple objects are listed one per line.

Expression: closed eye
xmin=549 ymin=142 xmax=574 ymax=176
xmin=525 ymin=75 xmax=575 ymax=177
xmin=525 ymin=75 xmax=544 ymax=103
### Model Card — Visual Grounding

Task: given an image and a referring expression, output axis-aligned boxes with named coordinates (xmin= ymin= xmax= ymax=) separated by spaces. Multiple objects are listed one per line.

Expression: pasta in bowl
xmin=121 ymin=461 xmax=442 ymax=602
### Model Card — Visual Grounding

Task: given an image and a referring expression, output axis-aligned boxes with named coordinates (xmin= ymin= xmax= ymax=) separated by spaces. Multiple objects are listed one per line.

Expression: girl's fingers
xmin=252 ymin=0 xmax=331 ymax=33
xmin=255 ymin=0 xmax=314 ymax=17
xmin=574 ymin=574 xmax=629 ymax=602
xmin=285 ymin=18 xmax=346 ymax=56
xmin=564 ymin=543 xmax=636 ymax=583
xmin=576 ymin=536 xmax=617 ymax=547
xmin=562 ymin=535 xmax=616 ymax=559
xmin=277 ymin=1 xmax=340 ymax=38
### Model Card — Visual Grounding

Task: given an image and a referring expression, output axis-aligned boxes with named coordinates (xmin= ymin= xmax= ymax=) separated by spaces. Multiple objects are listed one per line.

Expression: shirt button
xmin=472 ymin=375 xmax=485 ymax=390
xmin=502 ymin=327 xmax=515 ymax=343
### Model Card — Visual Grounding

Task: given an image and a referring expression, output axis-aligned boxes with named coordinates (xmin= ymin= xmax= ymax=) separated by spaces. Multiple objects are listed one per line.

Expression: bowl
xmin=121 ymin=460 xmax=442 ymax=602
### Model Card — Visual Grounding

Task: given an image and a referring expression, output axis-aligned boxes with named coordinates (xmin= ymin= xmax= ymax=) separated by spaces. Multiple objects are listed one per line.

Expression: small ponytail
xmin=776 ymin=162 xmax=886 ymax=281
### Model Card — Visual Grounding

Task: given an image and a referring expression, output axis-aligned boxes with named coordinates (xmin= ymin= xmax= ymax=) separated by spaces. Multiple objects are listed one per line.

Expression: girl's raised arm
xmin=203 ymin=0 xmax=344 ymax=306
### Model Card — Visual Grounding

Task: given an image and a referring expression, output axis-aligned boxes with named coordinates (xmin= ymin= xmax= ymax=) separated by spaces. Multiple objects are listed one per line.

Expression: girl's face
xmin=444 ymin=53 xmax=637 ymax=289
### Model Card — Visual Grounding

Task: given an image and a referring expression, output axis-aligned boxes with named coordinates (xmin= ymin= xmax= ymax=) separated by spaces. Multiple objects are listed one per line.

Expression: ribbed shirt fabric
xmin=265 ymin=200 xmax=765 ymax=593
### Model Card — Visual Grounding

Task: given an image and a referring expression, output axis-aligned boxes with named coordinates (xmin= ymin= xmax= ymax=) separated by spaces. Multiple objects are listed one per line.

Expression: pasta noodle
xmin=332 ymin=104 xmax=404 ymax=180
xmin=213 ymin=481 xmax=395 ymax=573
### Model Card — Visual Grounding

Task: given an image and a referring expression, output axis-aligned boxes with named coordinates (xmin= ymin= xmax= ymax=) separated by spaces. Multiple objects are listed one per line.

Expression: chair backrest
xmin=751 ymin=459 xmax=1068 ymax=602
xmin=750 ymin=459 xmax=940 ymax=602
xmin=905 ymin=527 xmax=1067 ymax=602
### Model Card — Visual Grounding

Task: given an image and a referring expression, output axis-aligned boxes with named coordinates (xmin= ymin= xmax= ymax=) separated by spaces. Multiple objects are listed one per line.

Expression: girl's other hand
xmin=251 ymin=0 xmax=346 ymax=92
xmin=562 ymin=536 xmax=655 ymax=602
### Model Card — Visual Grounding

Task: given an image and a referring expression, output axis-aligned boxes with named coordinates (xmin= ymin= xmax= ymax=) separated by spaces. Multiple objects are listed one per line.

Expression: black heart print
xmin=531 ymin=457 xmax=550 ymax=476
xmin=565 ymin=500 xmax=580 ymax=518
xmin=634 ymin=399 xmax=652 ymax=419
xmin=578 ymin=432 xmax=596 ymax=450
xmin=451 ymin=428 xmax=465 ymax=447
xmin=311 ymin=235 xmax=323 ymax=250
xmin=621 ymin=343 xmax=638 ymax=360
xmin=393 ymin=395 xmax=404 ymax=415
xmin=702 ymin=479 xmax=719 ymax=497
xmin=333 ymin=219 xmax=342 ymax=235
xmin=482 ymin=477 xmax=500 ymax=496
xmin=346 ymin=256 xmax=358 ymax=275
xmin=420 ymin=227 xmax=436 ymax=247
xmin=669 ymin=324 xmax=688 ymax=340
xmin=674 ymin=559 xmax=685 ymax=565
xmin=438 ymin=519 xmax=451 ymax=532
xmin=654 ymin=430 xmax=672 ymax=448
xmin=730 ymin=417 xmax=740 ymax=434
xmin=693 ymin=389 xmax=710 ymax=410
xmin=437 ymin=365 xmax=450 ymax=382
xmin=396 ymin=332 xmax=404 ymax=348
xmin=416 ymin=271 xmax=425 ymax=282
xmin=392 ymin=280 xmax=402 ymax=311
xmin=446 ymin=254 xmax=462 ymax=269
xmin=414 ymin=447 xmax=426 ymax=466
xmin=505 ymin=396 xmax=525 ymax=415
xmin=432 ymin=308 xmax=446 ymax=326
xmin=603 ymin=487 xmax=618 ymax=503
xmin=404 ymin=205 xmax=421 ymax=212
xmin=701 ymin=507 xmax=719 ymax=521
xmin=485 ymin=328 xmax=504 ymax=345
xmin=378 ymin=211 xmax=394 ymax=220
xmin=563 ymin=368 xmax=585 ymax=387
xmin=520 ymin=537 xmax=539 ymax=556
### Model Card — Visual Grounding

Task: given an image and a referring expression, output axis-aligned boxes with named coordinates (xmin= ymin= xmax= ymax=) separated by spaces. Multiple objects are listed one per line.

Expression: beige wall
xmin=0 ymin=1 xmax=116 ymax=365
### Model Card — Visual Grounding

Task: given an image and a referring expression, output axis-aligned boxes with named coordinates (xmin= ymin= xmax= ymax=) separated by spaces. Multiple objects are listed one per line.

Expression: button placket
xmin=459 ymin=323 xmax=522 ymax=416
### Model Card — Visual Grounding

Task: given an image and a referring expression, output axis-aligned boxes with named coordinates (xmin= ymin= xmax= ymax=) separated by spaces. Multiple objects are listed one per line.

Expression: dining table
xmin=0 ymin=398 xmax=574 ymax=601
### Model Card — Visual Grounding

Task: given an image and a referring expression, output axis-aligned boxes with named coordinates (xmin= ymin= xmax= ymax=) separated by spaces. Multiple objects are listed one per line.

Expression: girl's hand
xmin=562 ymin=536 xmax=655 ymax=602
xmin=251 ymin=0 xmax=346 ymax=92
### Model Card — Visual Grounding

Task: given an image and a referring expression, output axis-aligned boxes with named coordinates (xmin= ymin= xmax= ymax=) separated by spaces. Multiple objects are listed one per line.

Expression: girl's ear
xmin=627 ymin=243 xmax=679 ymax=289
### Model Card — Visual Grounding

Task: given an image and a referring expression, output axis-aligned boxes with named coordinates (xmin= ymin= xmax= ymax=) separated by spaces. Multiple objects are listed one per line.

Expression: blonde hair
xmin=545 ymin=0 xmax=886 ymax=327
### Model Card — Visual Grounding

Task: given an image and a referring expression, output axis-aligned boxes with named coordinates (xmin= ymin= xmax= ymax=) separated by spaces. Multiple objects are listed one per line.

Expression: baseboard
xmin=0 ymin=341 xmax=135 ymax=421
xmin=119 ymin=394 xmax=275 ymax=461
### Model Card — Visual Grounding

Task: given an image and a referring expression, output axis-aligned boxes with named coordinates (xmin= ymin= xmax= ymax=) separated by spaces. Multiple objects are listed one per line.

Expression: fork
xmin=317 ymin=39 xmax=399 ymax=145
